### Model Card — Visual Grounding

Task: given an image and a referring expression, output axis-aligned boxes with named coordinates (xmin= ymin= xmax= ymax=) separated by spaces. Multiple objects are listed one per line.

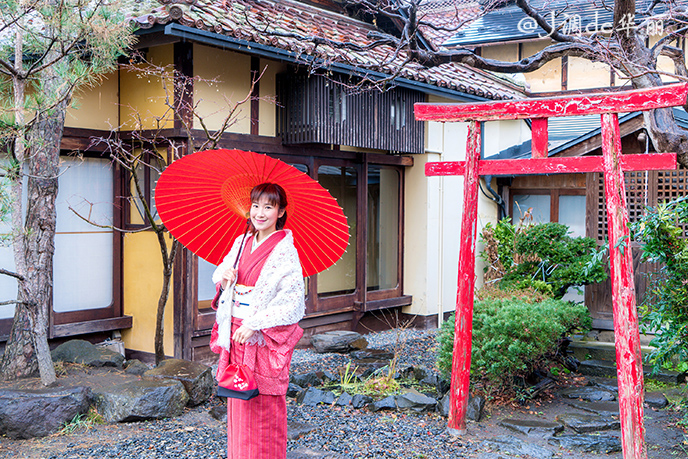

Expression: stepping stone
xmin=556 ymin=413 xmax=620 ymax=433
xmin=645 ymin=391 xmax=669 ymax=409
xmin=587 ymin=376 xmax=618 ymax=394
xmin=480 ymin=435 xmax=554 ymax=459
xmin=559 ymin=386 xmax=616 ymax=402
xmin=548 ymin=434 xmax=622 ymax=453
xmin=287 ymin=421 xmax=316 ymax=440
xmin=563 ymin=400 xmax=619 ymax=416
xmin=579 ymin=359 xmax=686 ymax=384
xmin=288 ymin=447 xmax=345 ymax=459
xmin=498 ymin=418 xmax=564 ymax=436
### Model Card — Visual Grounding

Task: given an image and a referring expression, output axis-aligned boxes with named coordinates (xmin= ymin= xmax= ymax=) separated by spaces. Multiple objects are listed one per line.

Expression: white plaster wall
xmin=404 ymin=114 xmax=528 ymax=326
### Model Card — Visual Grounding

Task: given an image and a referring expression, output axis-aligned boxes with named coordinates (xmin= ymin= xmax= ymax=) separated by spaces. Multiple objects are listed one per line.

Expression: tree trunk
xmin=155 ymin=238 xmax=178 ymax=365
xmin=0 ymin=60 xmax=68 ymax=385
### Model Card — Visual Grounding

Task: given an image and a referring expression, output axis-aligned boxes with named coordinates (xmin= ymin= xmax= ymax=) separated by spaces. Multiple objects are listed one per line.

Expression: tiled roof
xmin=127 ymin=0 xmax=525 ymax=100
xmin=417 ymin=0 xmax=482 ymax=48
xmin=445 ymin=0 xmax=675 ymax=47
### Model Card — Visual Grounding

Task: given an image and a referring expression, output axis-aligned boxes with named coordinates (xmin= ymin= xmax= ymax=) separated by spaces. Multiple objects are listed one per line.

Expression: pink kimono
xmin=210 ymin=230 xmax=304 ymax=459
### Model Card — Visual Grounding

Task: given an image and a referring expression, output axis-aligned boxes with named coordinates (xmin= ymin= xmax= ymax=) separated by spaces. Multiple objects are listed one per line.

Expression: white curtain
xmin=198 ymin=257 xmax=216 ymax=302
xmin=53 ymin=157 xmax=114 ymax=312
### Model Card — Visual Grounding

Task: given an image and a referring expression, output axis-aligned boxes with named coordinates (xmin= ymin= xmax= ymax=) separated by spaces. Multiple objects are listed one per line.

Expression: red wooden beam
xmin=415 ymin=83 xmax=688 ymax=122
xmin=447 ymin=120 xmax=481 ymax=435
xmin=425 ymin=153 xmax=677 ymax=177
xmin=531 ymin=118 xmax=548 ymax=159
xmin=601 ymin=113 xmax=647 ymax=459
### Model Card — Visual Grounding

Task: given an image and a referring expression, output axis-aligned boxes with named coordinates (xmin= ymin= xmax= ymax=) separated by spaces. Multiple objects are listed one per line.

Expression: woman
xmin=209 ymin=182 xmax=305 ymax=459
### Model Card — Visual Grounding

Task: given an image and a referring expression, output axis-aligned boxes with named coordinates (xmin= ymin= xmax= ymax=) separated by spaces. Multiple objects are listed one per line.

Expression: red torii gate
xmin=415 ymin=82 xmax=688 ymax=459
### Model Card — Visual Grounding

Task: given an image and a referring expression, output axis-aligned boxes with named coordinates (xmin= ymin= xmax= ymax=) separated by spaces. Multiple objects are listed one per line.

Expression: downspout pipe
xmin=479 ymin=175 xmax=506 ymax=220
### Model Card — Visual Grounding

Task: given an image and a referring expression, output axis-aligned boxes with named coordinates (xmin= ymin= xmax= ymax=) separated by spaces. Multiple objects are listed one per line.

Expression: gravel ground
xmin=1 ymin=328 xmax=685 ymax=459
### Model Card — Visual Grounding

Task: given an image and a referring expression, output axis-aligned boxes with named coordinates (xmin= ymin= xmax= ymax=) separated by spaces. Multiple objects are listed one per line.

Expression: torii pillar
xmin=415 ymin=83 xmax=688 ymax=459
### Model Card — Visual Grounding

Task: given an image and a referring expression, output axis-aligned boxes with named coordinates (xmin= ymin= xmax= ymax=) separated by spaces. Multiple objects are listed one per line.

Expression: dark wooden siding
xmin=277 ymin=73 xmax=425 ymax=154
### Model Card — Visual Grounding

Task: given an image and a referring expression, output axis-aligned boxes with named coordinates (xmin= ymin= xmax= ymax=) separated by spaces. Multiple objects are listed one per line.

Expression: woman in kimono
xmin=209 ymin=182 xmax=305 ymax=459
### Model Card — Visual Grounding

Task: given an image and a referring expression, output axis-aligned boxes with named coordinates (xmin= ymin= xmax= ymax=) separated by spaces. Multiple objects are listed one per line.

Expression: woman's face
xmin=250 ymin=195 xmax=285 ymax=239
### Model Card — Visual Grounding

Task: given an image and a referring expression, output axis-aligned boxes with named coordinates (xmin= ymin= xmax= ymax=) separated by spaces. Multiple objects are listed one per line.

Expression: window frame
xmin=508 ymin=188 xmax=586 ymax=226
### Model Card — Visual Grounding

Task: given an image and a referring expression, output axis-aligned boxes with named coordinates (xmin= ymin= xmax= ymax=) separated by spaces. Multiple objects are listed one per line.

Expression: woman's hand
xmin=232 ymin=325 xmax=256 ymax=344
xmin=221 ymin=267 xmax=237 ymax=289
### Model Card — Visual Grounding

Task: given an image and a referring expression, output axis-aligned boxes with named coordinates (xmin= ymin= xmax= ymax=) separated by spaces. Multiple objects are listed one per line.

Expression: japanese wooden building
xmin=0 ymin=0 xmax=526 ymax=362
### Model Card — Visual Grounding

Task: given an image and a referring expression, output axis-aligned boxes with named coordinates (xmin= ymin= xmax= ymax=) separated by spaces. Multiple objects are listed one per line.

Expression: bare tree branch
xmin=0 ymin=268 xmax=24 ymax=281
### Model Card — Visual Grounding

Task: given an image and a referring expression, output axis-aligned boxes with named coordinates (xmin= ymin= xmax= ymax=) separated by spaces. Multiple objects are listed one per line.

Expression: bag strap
xmin=232 ymin=219 xmax=251 ymax=270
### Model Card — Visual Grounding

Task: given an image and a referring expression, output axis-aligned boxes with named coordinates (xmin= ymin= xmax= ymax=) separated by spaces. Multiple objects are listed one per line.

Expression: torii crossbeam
xmin=416 ymin=83 xmax=688 ymax=459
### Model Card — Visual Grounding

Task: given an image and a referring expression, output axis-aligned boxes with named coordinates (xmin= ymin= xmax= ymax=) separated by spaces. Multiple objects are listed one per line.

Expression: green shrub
xmin=480 ymin=219 xmax=607 ymax=298
xmin=632 ymin=196 xmax=688 ymax=373
xmin=436 ymin=294 xmax=591 ymax=388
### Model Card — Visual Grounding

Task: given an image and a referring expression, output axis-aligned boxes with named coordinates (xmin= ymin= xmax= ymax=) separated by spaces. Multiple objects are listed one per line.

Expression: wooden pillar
xmin=448 ymin=120 xmax=481 ymax=434
xmin=600 ymin=112 xmax=647 ymax=459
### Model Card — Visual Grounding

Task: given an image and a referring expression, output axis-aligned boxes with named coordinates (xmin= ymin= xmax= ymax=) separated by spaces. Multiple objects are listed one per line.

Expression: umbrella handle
xmin=233 ymin=219 xmax=251 ymax=270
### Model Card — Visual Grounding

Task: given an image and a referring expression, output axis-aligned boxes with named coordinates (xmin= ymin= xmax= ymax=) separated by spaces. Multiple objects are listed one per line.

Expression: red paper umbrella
xmin=154 ymin=149 xmax=350 ymax=277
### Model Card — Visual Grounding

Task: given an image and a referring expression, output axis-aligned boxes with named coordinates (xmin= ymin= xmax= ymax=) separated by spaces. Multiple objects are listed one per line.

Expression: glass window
xmin=198 ymin=257 xmax=217 ymax=305
xmin=559 ymin=195 xmax=586 ymax=237
xmin=367 ymin=166 xmax=399 ymax=291
xmin=53 ymin=157 xmax=114 ymax=312
xmin=130 ymin=148 xmax=164 ymax=226
xmin=513 ymin=194 xmax=550 ymax=224
xmin=316 ymin=165 xmax=357 ymax=296
xmin=0 ymin=165 xmax=15 ymax=320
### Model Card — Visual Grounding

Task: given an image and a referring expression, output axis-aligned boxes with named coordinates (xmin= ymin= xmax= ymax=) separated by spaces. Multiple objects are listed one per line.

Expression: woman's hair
xmin=249 ymin=182 xmax=288 ymax=231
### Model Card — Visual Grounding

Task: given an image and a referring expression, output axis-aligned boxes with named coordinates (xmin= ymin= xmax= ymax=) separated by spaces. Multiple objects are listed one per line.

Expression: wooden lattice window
xmin=593 ymin=168 xmax=688 ymax=242
xmin=277 ymin=72 xmax=425 ymax=154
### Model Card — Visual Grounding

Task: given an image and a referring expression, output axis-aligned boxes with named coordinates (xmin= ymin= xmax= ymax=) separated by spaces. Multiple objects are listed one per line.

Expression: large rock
xmin=438 ymin=393 xmax=484 ymax=421
xmin=368 ymin=395 xmax=397 ymax=412
xmin=144 ymin=358 xmax=213 ymax=406
xmin=291 ymin=372 xmax=323 ymax=388
xmin=51 ymin=339 xmax=124 ymax=369
xmin=0 ymin=387 xmax=91 ymax=439
xmin=351 ymin=394 xmax=372 ymax=409
xmin=94 ymin=379 xmax=189 ymax=422
xmin=480 ymin=435 xmax=554 ymax=459
xmin=124 ymin=359 xmax=150 ymax=376
xmin=466 ymin=395 xmax=485 ymax=422
xmin=310 ymin=331 xmax=368 ymax=353
xmin=396 ymin=389 xmax=437 ymax=413
xmin=335 ymin=392 xmax=353 ymax=407
xmin=548 ymin=434 xmax=622 ymax=453
xmin=296 ymin=387 xmax=336 ymax=406
xmin=351 ymin=349 xmax=394 ymax=370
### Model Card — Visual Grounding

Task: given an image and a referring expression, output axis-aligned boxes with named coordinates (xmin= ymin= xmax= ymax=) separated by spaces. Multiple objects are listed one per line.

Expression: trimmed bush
xmin=481 ymin=219 xmax=607 ymax=298
xmin=436 ymin=295 xmax=591 ymax=387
